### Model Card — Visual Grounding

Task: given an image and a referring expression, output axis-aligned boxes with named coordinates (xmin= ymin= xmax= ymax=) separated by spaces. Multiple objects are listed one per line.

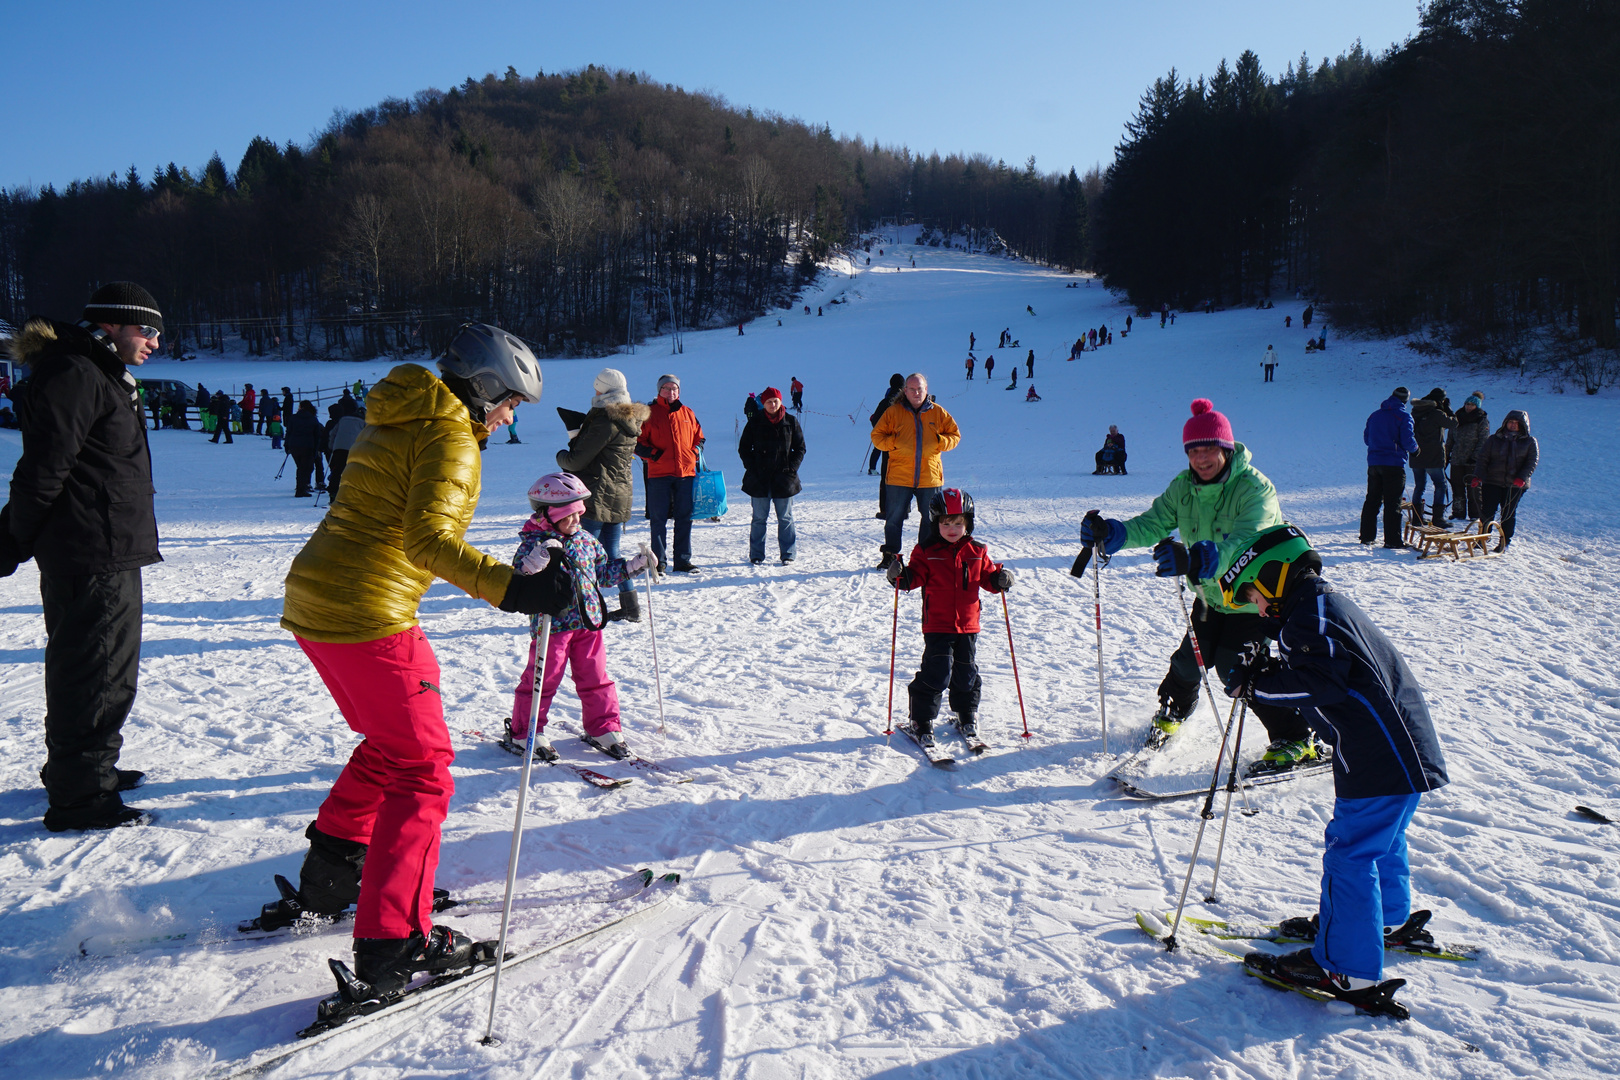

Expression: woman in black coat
xmin=738 ymin=387 xmax=806 ymax=565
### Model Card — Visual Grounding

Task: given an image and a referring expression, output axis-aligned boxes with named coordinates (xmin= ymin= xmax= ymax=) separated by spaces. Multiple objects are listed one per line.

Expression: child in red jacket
xmin=885 ymin=489 xmax=1013 ymax=747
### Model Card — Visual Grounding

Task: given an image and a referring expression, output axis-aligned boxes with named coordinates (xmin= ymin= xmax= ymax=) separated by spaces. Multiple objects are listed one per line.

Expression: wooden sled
xmin=1414 ymin=515 xmax=1504 ymax=561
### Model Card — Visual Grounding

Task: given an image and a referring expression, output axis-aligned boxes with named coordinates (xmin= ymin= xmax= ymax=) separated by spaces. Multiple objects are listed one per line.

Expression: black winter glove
xmin=993 ymin=567 xmax=1015 ymax=592
xmin=885 ymin=556 xmax=906 ymax=586
xmin=499 ymin=558 xmax=575 ymax=616
xmin=0 ymin=505 xmax=25 ymax=579
xmin=1222 ymin=640 xmax=1276 ymax=700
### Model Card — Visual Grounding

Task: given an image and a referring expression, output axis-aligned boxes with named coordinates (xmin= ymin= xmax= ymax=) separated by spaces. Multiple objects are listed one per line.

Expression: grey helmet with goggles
xmin=438 ymin=322 xmax=543 ymax=422
xmin=1217 ymin=523 xmax=1322 ymax=609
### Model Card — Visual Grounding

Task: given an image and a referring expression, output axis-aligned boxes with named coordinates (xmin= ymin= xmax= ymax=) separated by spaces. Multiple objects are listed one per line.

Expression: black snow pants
xmin=1158 ymin=599 xmax=1308 ymax=744
xmin=908 ymin=632 xmax=982 ymax=731
xmin=291 ymin=449 xmax=325 ymax=496
xmin=39 ymin=569 xmax=143 ymax=828
xmin=1360 ymin=465 xmax=1406 ymax=546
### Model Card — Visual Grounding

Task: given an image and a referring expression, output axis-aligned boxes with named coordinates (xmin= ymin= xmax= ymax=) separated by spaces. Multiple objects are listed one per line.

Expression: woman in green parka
xmin=1079 ymin=399 xmax=1316 ymax=770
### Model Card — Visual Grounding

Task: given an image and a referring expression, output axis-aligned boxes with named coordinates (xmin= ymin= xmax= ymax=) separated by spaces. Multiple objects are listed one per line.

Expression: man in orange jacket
xmin=870 ymin=373 xmax=961 ymax=570
xmin=636 ymin=373 xmax=706 ymax=573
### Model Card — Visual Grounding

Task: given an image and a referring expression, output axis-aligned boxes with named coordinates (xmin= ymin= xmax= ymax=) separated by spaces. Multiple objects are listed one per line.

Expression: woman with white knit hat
xmin=556 ymin=368 xmax=650 ymax=620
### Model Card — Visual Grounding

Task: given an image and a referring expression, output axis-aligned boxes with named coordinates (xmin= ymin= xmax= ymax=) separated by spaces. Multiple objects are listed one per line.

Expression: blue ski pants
xmin=1313 ymin=793 xmax=1421 ymax=981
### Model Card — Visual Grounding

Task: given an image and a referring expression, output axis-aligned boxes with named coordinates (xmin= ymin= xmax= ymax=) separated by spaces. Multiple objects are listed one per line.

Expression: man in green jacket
xmin=1079 ymin=399 xmax=1316 ymax=769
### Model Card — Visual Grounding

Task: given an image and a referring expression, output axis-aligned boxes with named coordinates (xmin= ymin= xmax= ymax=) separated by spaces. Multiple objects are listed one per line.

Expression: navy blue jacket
xmin=1364 ymin=396 xmax=1418 ymax=467
xmin=1250 ymin=575 xmax=1448 ymax=799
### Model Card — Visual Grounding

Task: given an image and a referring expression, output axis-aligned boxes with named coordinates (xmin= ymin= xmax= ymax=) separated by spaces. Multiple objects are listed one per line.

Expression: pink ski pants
xmin=298 ymin=627 xmax=453 ymax=939
xmin=510 ymin=627 xmax=621 ymax=740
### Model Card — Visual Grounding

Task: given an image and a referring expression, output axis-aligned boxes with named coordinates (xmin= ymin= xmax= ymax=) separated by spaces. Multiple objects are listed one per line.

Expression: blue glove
xmin=1188 ymin=540 xmax=1219 ymax=583
xmin=1152 ymin=539 xmax=1189 ymax=578
xmin=1080 ymin=513 xmax=1127 ymax=555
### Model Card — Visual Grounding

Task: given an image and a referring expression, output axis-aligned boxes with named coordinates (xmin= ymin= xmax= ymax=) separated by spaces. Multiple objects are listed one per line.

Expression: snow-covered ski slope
xmin=2 ymin=236 xmax=1618 ymax=1079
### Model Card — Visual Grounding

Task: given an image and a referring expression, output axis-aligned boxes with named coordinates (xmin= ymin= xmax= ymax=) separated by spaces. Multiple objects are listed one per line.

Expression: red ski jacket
xmin=899 ymin=536 xmax=1005 ymax=634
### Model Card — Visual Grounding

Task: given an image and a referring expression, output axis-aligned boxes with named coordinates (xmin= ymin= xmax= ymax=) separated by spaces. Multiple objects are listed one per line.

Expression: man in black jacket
xmin=1 ymin=282 xmax=163 ymax=831
xmin=285 ymin=400 xmax=327 ymax=497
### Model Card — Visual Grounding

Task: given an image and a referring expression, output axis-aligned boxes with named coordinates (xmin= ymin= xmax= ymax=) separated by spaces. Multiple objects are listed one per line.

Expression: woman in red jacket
xmin=635 ymin=373 xmax=706 ymax=573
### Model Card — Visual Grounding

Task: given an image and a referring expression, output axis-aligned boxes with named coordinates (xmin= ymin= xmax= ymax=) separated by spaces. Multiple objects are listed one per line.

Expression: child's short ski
xmin=578 ymin=735 xmax=685 ymax=780
xmin=1575 ymin=804 xmax=1615 ymax=824
xmin=899 ymin=724 xmax=955 ymax=767
xmin=950 ymin=718 xmax=988 ymax=755
xmin=1165 ymin=909 xmax=1477 ymax=962
xmin=1135 ymin=911 xmax=1410 ymax=1020
xmin=81 ymin=869 xmax=671 ymax=958
xmin=461 ymin=728 xmax=635 ymax=788
xmin=209 ymin=876 xmax=683 ymax=1077
xmin=1111 ymin=757 xmax=1332 ymax=800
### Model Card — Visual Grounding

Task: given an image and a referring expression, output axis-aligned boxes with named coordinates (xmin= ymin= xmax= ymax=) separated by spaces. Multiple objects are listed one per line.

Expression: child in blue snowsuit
xmin=1218 ymin=523 xmax=1448 ymax=1014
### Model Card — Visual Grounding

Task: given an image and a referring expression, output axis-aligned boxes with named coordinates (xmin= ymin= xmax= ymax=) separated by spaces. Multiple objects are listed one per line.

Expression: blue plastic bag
xmin=691 ymin=449 xmax=729 ymax=519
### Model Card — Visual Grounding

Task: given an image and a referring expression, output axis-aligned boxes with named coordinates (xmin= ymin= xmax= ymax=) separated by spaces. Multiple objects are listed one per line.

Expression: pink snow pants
xmin=298 ymin=627 xmax=453 ymax=940
xmin=510 ymin=628 xmax=621 ymax=740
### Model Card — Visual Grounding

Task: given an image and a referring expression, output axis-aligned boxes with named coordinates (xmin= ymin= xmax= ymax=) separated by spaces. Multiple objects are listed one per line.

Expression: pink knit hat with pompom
xmin=1182 ymin=399 xmax=1234 ymax=450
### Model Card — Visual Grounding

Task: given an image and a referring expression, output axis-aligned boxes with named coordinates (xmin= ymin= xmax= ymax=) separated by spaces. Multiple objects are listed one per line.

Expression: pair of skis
xmin=463 ymin=726 xmax=677 ymax=788
xmin=898 ymin=718 xmax=987 ymax=768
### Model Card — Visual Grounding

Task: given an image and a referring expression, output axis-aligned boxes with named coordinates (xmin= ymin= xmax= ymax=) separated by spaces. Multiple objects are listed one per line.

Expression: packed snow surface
xmin=2 ymin=237 xmax=1618 ymax=1079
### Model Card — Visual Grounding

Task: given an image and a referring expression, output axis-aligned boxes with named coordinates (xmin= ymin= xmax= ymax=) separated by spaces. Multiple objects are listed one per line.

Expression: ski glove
xmin=518 ymin=538 xmax=564 ymax=576
xmin=1469 ymin=476 xmax=1482 ymax=489
xmin=1152 ymin=538 xmax=1219 ymax=583
xmin=0 ymin=505 xmax=22 ymax=578
xmin=1511 ymin=477 xmax=1526 ymax=489
xmin=992 ymin=567 xmax=1015 ymax=592
xmin=1223 ymin=641 xmax=1276 ymax=700
xmin=499 ymin=558 xmax=574 ymax=616
xmin=625 ymin=550 xmax=653 ymax=578
xmin=885 ymin=556 xmax=906 ymax=586
xmin=1079 ymin=513 xmax=1126 ymax=555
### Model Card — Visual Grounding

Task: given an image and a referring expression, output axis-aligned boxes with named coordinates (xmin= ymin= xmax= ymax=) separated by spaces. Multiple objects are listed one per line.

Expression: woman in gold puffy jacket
xmin=270 ymin=323 xmax=572 ymax=1000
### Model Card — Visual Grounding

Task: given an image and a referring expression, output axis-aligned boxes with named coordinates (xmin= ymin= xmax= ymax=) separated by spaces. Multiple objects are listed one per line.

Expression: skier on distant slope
xmin=1217 ymin=523 xmax=1448 ymax=1015
xmin=1078 ymin=400 xmax=1319 ymax=772
xmin=268 ymin=324 xmax=571 ymax=1005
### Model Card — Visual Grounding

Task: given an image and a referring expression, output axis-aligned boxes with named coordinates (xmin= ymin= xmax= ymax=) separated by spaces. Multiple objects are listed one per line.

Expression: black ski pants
xmin=1450 ymin=460 xmax=1481 ymax=520
xmin=908 ymin=632 xmax=981 ymax=730
xmin=1159 ymin=599 xmax=1308 ymax=744
xmin=1360 ymin=465 xmax=1406 ymax=546
xmin=327 ymin=449 xmax=350 ymax=504
xmin=291 ymin=448 xmax=325 ymax=495
xmin=39 ymin=569 xmax=142 ymax=827
xmin=1479 ymin=483 xmax=1526 ymax=542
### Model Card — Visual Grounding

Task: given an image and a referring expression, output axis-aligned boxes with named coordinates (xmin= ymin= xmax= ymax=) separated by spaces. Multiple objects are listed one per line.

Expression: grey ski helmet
xmin=438 ymin=323 xmax=543 ymax=412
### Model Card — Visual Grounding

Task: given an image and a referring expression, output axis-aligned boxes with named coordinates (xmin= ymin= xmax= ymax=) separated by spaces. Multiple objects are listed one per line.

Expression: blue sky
xmin=1 ymin=0 xmax=1422 ymax=191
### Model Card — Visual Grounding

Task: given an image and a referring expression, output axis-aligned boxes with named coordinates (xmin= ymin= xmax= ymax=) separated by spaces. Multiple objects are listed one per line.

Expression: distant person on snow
xmin=285 ymin=401 xmax=326 ymax=495
xmin=1470 ymin=409 xmax=1538 ymax=553
xmin=636 ymin=373 xmax=707 ymax=574
xmin=1360 ymin=387 xmax=1417 ymax=549
xmin=1025 ymin=385 xmax=1041 ymax=402
xmin=1261 ymin=345 xmax=1279 ymax=382
xmin=1217 ymin=523 xmax=1448 ymax=1016
xmin=984 ymin=355 xmax=995 ymax=381
xmin=868 ymin=372 xmax=905 ymax=514
xmin=1026 ymin=305 xmax=1036 ymax=316
xmin=743 ymin=392 xmax=760 ymax=420
xmin=1093 ymin=426 xmax=1126 ymax=474
xmin=1026 ymin=350 xmax=1034 ymax=378
xmin=790 ymin=377 xmax=804 ymax=413
xmin=1409 ymin=388 xmax=1456 ymax=528
xmin=1080 ymin=400 xmax=1316 ymax=770
xmin=1007 ymin=368 xmax=1018 ymax=390
xmin=270 ymin=326 xmax=570 ymax=1004
xmin=885 ymin=489 xmax=1013 ymax=750
xmin=965 ymin=354 xmax=975 ymax=380
xmin=738 ymin=387 xmax=806 ymax=565
xmin=1303 ymin=304 xmax=1314 ymax=328
xmin=871 ymin=373 xmax=961 ymax=569
xmin=1446 ymin=392 xmax=1489 ymax=522
xmin=1126 ymin=315 xmax=1133 ymax=334
xmin=506 ymin=472 xmax=651 ymax=763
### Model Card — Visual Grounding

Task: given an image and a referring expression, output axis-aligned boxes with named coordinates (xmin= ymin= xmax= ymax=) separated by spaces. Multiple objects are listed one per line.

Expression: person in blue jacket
xmin=1359 ymin=387 xmax=1419 ymax=548
xmin=1218 ymin=523 xmax=1449 ymax=1015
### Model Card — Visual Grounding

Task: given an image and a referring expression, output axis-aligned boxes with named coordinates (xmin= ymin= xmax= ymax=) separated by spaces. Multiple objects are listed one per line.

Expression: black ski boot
xmin=245 ymin=874 xmax=457 ymax=933
xmin=1245 ymin=947 xmax=1409 ymax=1019
xmin=351 ymin=924 xmax=496 ymax=997
xmin=956 ymin=713 xmax=978 ymax=741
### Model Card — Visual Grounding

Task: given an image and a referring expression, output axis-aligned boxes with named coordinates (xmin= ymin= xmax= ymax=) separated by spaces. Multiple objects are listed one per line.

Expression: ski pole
xmin=481 ymin=614 xmax=552 ymax=1045
xmin=884 ymin=575 xmax=900 ymax=743
xmin=1164 ymin=695 xmax=1242 ymax=951
xmin=1204 ymin=699 xmax=1250 ymax=903
xmin=274 ymin=453 xmax=288 ymax=480
xmin=1178 ymin=577 xmax=1227 ymax=731
xmin=1000 ymin=591 xmax=1031 ymax=740
xmin=1072 ymin=510 xmax=1111 ymax=752
xmin=639 ymin=543 xmax=667 ymax=736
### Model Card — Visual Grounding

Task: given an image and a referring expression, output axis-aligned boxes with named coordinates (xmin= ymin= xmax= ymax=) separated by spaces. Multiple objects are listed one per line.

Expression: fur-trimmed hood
xmin=603 ymin=399 xmax=650 ymax=434
xmin=7 ymin=317 xmax=111 ymax=368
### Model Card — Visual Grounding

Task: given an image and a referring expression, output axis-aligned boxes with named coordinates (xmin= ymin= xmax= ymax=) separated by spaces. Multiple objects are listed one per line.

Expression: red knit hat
xmin=761 ymin=386 xmax=782 ymax=402
xmin=1182 ymin=399 xmax=1234 ymax=450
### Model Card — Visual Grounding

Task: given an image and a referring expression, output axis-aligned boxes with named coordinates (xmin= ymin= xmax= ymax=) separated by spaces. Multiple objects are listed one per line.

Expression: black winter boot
xmin=298 ymin=823 xmax=367 ymax=916
xmin=608 ymin=589 xmax=641 ymax=623
xmin=352 ymin=925 xmax=495 ymax=997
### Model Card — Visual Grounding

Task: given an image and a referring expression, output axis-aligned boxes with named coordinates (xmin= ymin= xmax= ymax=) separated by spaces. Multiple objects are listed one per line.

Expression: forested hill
xmin=1093 ymin=0 xmax=1619 ymax=357
xmin=0 ymin=66 xmax=1090 ymax=358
